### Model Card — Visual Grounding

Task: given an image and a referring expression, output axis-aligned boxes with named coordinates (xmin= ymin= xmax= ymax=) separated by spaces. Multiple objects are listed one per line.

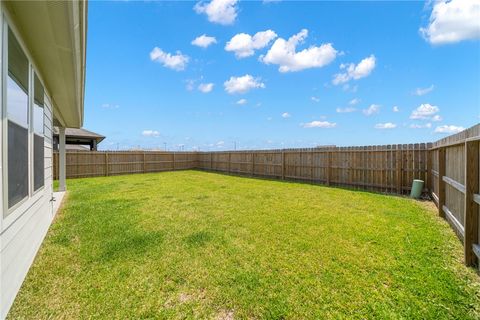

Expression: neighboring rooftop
xmin=53 ymin=127 xmax=105 ymax=151
xmin=65 ymin=145 xmax=91 ymax=151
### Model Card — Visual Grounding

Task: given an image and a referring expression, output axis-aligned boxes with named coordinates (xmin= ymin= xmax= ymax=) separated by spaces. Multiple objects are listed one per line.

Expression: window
xmin=6 ymin=27 xmax=29 ymax=210
xmin=33 ymin=73 xmax=44 ymax=191
xmin=3 ymin=23 xmax=48 ymax=216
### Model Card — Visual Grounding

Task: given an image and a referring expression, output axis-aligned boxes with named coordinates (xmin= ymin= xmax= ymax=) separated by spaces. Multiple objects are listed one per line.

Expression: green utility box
xmin=410 ymin=179 xmax=424 ymax=199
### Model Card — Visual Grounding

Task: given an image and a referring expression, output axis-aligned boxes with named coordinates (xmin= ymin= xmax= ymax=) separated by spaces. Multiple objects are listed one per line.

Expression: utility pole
xmin=164 ymin=142 xmax=167 ymax=151
xmin=234 ymin=141 xmax=237 ymax=150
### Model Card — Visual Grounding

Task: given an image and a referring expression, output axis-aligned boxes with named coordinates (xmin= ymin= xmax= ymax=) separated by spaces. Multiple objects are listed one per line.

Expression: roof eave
xmin=4 ymin=0 xmax=87 ymax=128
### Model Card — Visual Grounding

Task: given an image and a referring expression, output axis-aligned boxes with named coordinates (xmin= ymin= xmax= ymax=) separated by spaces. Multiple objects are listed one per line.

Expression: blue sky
xmin=84 ymin=0 xmax=480 ymax=151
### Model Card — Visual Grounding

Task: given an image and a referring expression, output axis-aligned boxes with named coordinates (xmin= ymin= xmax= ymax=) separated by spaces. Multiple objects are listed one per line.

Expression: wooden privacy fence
xmin=196 ymin=144 xmax=430 ymax=195
xmin=54 ymin=143 xmax=431 ymax=195
xmin=429 ymin=124 xmax=480 ymax=266
xmin=53 ymin=151 xmax=198 ymax=179
xmin=53 ymin=124 xmax=480 ymax=267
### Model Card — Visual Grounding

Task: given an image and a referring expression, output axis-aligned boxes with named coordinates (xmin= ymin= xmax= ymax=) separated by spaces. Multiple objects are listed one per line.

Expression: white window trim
xmin=31 ymin=71 xmax=45 ymax=196
xmin=1 ymin=10 xmax=50 ymax=230
xmin=2 ymin=16 xmax=31 ymax=216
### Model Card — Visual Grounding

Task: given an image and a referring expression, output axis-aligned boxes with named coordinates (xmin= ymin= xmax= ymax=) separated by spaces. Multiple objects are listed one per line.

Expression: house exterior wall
xmin=0 ymin=5 xmax=55 ymax=318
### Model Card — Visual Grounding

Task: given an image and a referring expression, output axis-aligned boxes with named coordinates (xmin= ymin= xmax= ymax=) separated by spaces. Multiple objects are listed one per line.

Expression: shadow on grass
xmin=100 ymin=230 xmax=164 ymax=261
xmin=184 ymin=231 xmax=213 ymax=248
xmin=192 ymin=169 xmax=422 ymax=200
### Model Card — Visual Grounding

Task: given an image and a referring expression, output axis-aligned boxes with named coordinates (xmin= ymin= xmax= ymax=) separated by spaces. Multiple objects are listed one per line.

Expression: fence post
xmin=310 ymin=150 xmax=314 ymax=182
xmin=396 ymin=146 xmax=402 ymax=194
xmin=251 ymin=152 xmax=255 ymax=176
xmin=143 ymin=152 xmax=146 ymax=173
xmin=105 ymin=152 xmax=109 ymax=176
xmin=426 ymin=145 xmax=432 ymax=193
xmin=326 ymin=151 xmax=331 ymax=186
xmin=282 ymin=151 xmax=285 ymax=180
xmin=173 ymin=152 xmax=176 ymax=170
xmin=395 ymin=145 xmax=403 ymax=194
xmin=464 ymin=140 xmax=479 ymax=266
xmin=210 ymin=152 xmax=213 ymax=170
xmin=228 ymin=152 xmax=231 ymax=173
xmin=438 ymin=147 xmax=446 ymax=218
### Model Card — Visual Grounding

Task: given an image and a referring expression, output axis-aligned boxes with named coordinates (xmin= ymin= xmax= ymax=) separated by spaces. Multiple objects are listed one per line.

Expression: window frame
xmin=31 ymin=70 xmax=45 ymax=195
xmin=1 ymin=12 xmax=48 ymax=222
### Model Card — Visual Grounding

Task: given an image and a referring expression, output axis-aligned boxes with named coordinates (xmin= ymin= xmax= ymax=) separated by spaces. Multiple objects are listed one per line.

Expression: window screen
xmin=34 ymin=134 xmax=44 ymax=191
xmin=7 ymin=27 xmax=29 ymax=210
xmin=8 ymin=122 xmax=29 ymax=207
xmin=33 ymin=73 xmax=44 ymax=191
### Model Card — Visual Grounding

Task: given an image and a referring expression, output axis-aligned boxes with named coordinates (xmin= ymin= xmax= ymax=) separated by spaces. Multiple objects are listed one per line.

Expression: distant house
xmin=53 ymin=127 xmax=105 ymax=151
xmin=0 ymin=1 xmax=87 ymax=317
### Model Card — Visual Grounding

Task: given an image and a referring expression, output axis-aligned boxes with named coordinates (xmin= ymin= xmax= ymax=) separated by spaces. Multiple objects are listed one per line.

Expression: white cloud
xmin=375 ymin=122 xmax=397 ymax=129
xmin=198 ymin=83 xmax=214 ymax=93
xmin=150 ymin=47 xmax=189 ymax=71
xmin=191 ymin=34 xmax=217 ymax=48
xmin=393 ymin=106 xmax=400 ymax=112
xmin=260 ymin=29 xmax=337 ymax=72
xmin=101 ymin=103 xmax=119 ymax=109
xmin=332 ymin=55 xmax=376 ymax=85
xmin=302 ymin=121 xmax=336 ymax=128
xmin=224 ymin=74 xmax=265 ymax=94
xmin=194 ymin=0 xmax=238 ymax=25
xmin=362 ymin=104 xmax=380 ymax=116
xmin=413 ymin=85 xmax=434 ymax=96
xmin=434 ymin=125 xmax=465 ymax=134
xmin=420 ymin=0 xmax=480 ymax=45
xmin=225 ymin=30 xmax=277 ymax=58
xmin=281 ymin=112 xmax=291 ymax=118
xmin=311 ymin=96 xmax=320 ymax=102
xmin=142 ymin=130 xmax=160 ymax=137
xmin=336 ymin=107 xmax=356 ymax=113
xmin=349 ymin=98 xmax=360 ymax=105
xmin=410 ymin=103 xmax=440 ymax=120
xmin=236 ymin=98 xmax=247 ymax=105
xmin=410 ymin=123 xmax=432 ymax=129
xmin=432 ymin=114 xmax=443 ymax=122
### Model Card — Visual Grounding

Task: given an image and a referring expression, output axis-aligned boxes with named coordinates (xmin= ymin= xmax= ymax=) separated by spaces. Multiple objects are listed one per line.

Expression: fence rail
xmin=53 ymin=151 xmax=198 ymax=179
xmin=53 ymin=123 xmax=480 ymax=268
xmin=54 ymin=144 xmax=430 ymax=195
xmin=429 ymin=124 xmax=480 ymax=266
xmin=196 ymin=144 xmax=430 ymax=195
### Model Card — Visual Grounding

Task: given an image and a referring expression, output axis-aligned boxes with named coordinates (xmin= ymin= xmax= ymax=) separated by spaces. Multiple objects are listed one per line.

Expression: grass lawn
xmin=9 ymin=170 xmax=480 ymax=319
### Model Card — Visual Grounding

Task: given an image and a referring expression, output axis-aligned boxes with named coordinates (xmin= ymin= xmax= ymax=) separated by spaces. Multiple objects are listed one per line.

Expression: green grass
xmin=9 ymin=170 xmax=480 ymax=319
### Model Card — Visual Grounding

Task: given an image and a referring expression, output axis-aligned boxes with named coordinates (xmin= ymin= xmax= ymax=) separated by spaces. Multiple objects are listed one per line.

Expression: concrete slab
xmin=52 ymin=191 xmax=66 ymax=216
